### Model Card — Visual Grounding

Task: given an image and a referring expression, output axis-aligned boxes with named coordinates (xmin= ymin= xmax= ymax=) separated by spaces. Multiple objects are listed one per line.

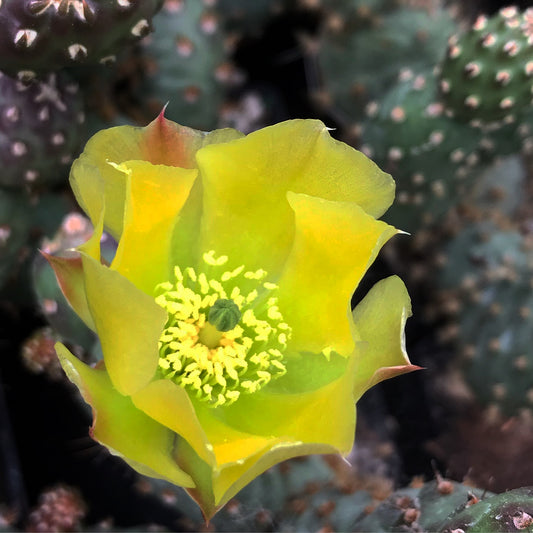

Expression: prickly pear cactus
xmin=441 ymin=487 xmax=533 ymax=532
xmin=439 ymin=6 xmax=533 ymax=126
xmin=437 ymin=219 xmax=533 ymax=420
xmin=0 ymin=71 xmax=85 ymax=189
xmin=0 ymin=0 xmax=164 ymax=80
xmin=315 ymin=2 xmax=456 ymax=122
xmin=0 ymin=189 xmax=31 ymax=290
xmin=359 ymin=70 xmax=484 ymax=232
xmin=353 ymin=477 xmax=489 ymax=532
xmin=138 ymin=0 xmax=235 ymax=130
xmin=217 ymin=0 xmax=283 ymax=34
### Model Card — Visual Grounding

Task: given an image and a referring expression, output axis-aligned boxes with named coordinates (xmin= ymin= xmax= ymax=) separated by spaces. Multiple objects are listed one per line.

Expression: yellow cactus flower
xmin=47 ymin=113 xmax=418 ymax=519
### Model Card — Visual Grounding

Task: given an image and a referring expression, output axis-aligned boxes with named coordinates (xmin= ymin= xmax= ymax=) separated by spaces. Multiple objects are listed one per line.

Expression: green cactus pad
xmin=0 ymin=0 xmax=164 ymax=80
xmin=0 ymin=71 xmax=85 ymax=189
xmin=441 ymin=487 xmax=533 ymax=532
xmin=316 ymin=3 xmax=456 ymax=122
xmin=0 ymin=189 xmax=31 ymax=291
xmin=439 ymin=6 xmax=533 ymax=125
xmin=353 ymin=478 xmax=490 ymax=532
xmin=438 ymin=220 xmax=533 ymax=419
xmin=360 ymin=70 xmax=485 ymax=232
xmin=138 ymin=0 xmax=234 ymax=131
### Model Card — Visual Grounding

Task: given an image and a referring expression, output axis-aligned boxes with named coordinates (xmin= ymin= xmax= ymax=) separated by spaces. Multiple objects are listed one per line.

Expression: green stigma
xmin=154 ymin=250 xmax=291 ymax=408
xmin=208 ymin=298 xmax=241 ymax=332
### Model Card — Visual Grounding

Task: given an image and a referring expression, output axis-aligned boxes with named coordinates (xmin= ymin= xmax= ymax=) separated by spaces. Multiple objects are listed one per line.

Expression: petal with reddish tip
xmin=195 ymin=119 xmax=395 ymax=274
xmin=140 ymin=111 xmax=243 ymax=168
xmin=43 ymin=252 xmax=95 ymax=332
xmin=131 ymin=380 xmax=214 ymax=466
xmin=110 ymin=160 xmax=198 ymax=294
xmin=81 ymin=253 xmax=167 ymax=396
xmin=71 ymin=115 xmax=243 ymax=241
xmin=55 ymin=343 xmax=194 ymax=488
xmin=277 ymin=192 xmax=398 ymax=356
xmin=351 ymin=275 xmax=419 ymax=401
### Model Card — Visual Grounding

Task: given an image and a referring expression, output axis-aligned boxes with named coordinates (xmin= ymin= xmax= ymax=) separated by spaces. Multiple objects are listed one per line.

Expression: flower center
xmin=154 ymin=251 xmax=290 ymax=407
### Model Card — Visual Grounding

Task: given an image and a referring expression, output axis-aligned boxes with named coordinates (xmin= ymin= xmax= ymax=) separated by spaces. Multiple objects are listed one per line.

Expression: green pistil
xmin=208 ymin=298 xmax=241 ymax=332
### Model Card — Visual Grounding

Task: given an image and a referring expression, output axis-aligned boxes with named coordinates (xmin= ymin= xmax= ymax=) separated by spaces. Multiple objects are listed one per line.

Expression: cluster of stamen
xmin=154 ymin=251 xmax=290 ymax=407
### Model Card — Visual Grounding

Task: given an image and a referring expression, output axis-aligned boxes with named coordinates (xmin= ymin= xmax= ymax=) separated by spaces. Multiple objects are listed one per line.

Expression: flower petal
xmin=131 ymin=380 xmax=214 ymax=466
xmin=212 ymin=441 xmax=339 ymax=510
xmin=175 ymin=411 xmax=340 ymax=516
xmin=218 ymin=355 xmax=357 ymax=457
xmin=351 ymin=275 xmax=420 ymax=401
xmin=81 ymin=253 xmax=167 ymax=395
xmin=42 ymin=252 xmax=95 ymax=332
xmin=55 ymin=343 xmax=194 ymax=488
xmin=140 ymin=110 xmax=244 ymax=168
xmin=195 ymin=119 xmax=395 ymax=274
xmin=71 ymin=140 xmax=142 ymax=240
xmin=110 ymin=160 xmax=198 ymax=294
xmin=277 ymin=192 xmax=398 ymax=356
xmin=71 ymin=113 xmax=242 ymax=240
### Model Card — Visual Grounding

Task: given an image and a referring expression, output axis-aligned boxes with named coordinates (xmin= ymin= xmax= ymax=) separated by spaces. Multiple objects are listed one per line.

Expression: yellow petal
xmin=110 ymin=160 xmax=198 ymax=294
xmin=81 ymin=253 xmax=167 ymax=396
xmin=71 ymin=113 xmax=243 ymax=241
xmin=196 ymin=406 xmax=277 ymax=468
xmin=218 ymin=355 xmax=357 ymax=458
xmin=212 ymin=441 xmax=339 ymax=511
xmin=131 ymin=380 xmax=214 ymax=465
xmin=351 ymin=275 xmax=420 ymax=401
xmin=277 ymin=192 xmax=398 ymax=356
xmin=71 ymin=132 xmax=143 ymax=239
xmin=195 ymin=119 xmax=395 ymax=274
xmin=55 ymin=343 xmax=194 ymax=488
xmin=176 ymin=409 xmax=341 ymax=516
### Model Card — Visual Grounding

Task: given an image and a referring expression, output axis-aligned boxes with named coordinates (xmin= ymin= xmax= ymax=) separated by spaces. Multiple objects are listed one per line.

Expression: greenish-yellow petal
xmin=81 ymin=253 xmax=167 ymax=396
xmin=195 ymin=119 xmax=395 ymax=274
xmin=175 ymin=409 xmax=342 ymax=515
xmin=71 ymin=130 xmax=143 ymax=239
xmin=277 ymin=192 xmax=398 ymax=356
xmin=352 ymin=275 xmax=419 ymax=401
xmin=217 ymin=354 xmax=357 ymax=456
xmin=55 ymin=343 xmax=194 ymax=488
xmin=169 ymin=178 xmax=204 ymax=269
xmin=196 ymin=406 xmax=279 ymax=468
xmin=110 ymin=160 xmax=198 ymax=294
xmin=213 ymin=441 xmax=340 ymax=510
xmin=131 ymin=380 xmax=214 ymax=466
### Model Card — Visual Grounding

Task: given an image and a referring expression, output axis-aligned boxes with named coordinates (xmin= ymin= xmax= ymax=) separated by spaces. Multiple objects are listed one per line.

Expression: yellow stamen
xmin=155 ymin=251 xmax=290 ymax=407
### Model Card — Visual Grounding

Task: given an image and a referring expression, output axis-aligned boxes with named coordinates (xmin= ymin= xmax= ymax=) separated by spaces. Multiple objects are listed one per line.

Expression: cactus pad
xmin=439 ymin=6 xmax=533 ymax=125
xmin=0 ymin=0 xmax=164 ymax=80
